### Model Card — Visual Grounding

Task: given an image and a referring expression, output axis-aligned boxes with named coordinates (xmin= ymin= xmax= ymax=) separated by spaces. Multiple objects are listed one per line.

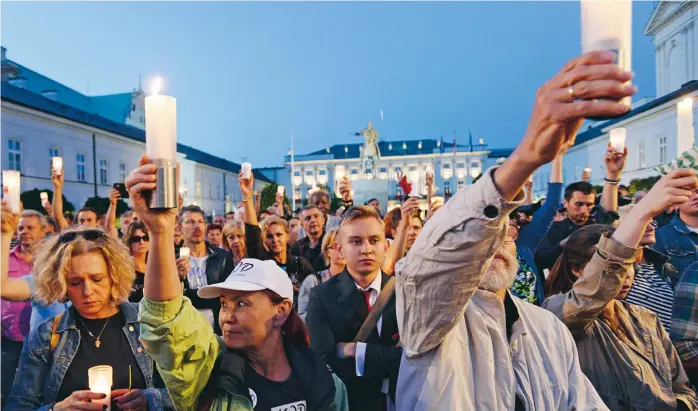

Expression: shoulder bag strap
xmin=353 ymin=276 xmax=396 ymax=343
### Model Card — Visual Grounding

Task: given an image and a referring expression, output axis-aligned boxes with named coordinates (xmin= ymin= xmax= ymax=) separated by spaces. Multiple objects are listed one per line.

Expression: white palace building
xmin=1 ymin=47 xmax=270 ymax=215
xmin=532 ymin=1 xmax=698 ymax=197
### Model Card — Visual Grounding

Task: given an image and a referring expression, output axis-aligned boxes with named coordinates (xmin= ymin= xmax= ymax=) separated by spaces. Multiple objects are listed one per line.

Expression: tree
xmin=628 ymin=175 xmax=661 ymax=194
xmin=83 ymin=196 xmax=129 ymax=217
xmin=21 ymin=189 xmax=75 ymax=215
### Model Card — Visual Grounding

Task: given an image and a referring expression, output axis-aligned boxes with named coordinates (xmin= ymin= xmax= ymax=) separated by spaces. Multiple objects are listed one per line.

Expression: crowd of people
xmin=2 ymin=50 xmax=698 ymax=411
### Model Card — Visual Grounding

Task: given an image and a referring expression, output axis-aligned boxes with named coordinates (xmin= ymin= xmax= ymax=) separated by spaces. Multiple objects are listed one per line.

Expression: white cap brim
xmin=197 ymin=280 xmax=267 ymax=299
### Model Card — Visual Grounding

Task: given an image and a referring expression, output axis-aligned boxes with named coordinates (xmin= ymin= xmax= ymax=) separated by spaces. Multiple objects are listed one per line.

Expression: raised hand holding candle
xmin=2 ymin=171 xmax=20 ymax=213
xmin=88 ymin=365 xmax=112 ymax=411
xmin=609 ymin=128 xmax=627 ymax=153
xmin=241 ymin=163 xmax=252 ymax=179
xmin=52 ymin=157 xmax=63 ymax=176
xmin=145 ymin=76 xmax=178 ymax=209
xmin=677 ymin=98 xmax=695 ymax=153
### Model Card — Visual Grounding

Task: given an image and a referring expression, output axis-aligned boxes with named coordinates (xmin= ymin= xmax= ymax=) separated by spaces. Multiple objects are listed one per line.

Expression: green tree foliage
xmin=21 ymin=189 xmax=75 ymax=215
xmin=628 ymin=175 xmax=661 ymax=194
xmin=260 ymin=183 xmax=290 ymax=211
xmin=83 ymin=196 xmax=129 ymax=217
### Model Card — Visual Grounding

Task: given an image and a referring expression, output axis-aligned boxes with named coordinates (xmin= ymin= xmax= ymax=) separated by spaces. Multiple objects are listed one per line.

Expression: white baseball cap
xmin=197 ymin=258 xmax=294 ymax=300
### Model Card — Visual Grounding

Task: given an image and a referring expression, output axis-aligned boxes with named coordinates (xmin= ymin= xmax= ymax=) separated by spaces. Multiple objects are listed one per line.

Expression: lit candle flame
xmin=151 ymin=77 xmax=163 ymax=96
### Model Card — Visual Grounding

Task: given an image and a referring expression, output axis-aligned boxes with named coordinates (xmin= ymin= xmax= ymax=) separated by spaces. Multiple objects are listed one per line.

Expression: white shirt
xmin=353 ymin=272 xmax=392 ymax=405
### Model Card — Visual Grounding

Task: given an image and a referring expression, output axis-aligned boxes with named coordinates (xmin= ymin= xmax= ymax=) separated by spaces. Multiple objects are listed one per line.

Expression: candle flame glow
xmin=151 ymin=77 xmax=163 ymax=96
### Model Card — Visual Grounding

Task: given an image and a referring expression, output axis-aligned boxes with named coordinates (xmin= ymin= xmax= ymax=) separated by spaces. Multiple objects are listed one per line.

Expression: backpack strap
xmin=49 ymin=313 xmax=63 ymax=353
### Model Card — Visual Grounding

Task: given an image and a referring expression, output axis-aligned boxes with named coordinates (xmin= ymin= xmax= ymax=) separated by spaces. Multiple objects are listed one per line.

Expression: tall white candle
xmin=241 ymin=163 xmax=252 ymax=179
xmin=40 ymin=192 xmax=49 ymax=202
xmin=581 ymin=0 xmax=632 ymax=108
xmin=277 ymin=185 xmax=285 ymax=195
xmin=145 ymin=77 xmax=177 ymax=162
xmin=52 ymin=157 xmax=63 ymax=176
xmin=609 ymin=128 xmax=627 ymax=153
xmin=2 ymin=171 xmax=20 ymax=213
xmin=88 ymin=365 xmax=112 ymax=411
xmin=677 ymin=98 xmax=695 ymax=152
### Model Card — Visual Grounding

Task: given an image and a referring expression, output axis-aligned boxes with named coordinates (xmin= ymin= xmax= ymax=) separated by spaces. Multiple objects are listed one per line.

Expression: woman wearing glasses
xmin=123 ymin=221 xmax=150 ymax=303
xmin=5 ymin=216 xmax=171 ymax=410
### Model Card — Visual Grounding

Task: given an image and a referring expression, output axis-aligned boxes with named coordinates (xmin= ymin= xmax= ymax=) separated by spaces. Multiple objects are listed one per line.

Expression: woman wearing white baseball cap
xmin=126 ymin=156 xmax=349 ymax=411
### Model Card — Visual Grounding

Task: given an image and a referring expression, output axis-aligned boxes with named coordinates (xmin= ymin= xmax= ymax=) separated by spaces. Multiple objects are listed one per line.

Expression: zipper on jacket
xmin=510 ymin=344 xmax=533 ymax=411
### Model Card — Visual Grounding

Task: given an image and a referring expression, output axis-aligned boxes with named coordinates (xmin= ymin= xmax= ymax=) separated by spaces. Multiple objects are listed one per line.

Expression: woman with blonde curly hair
xmin=221 ymin=219 xmax=246 ymax=264
xmin=6 ymin=222 xmax=171 ymax=410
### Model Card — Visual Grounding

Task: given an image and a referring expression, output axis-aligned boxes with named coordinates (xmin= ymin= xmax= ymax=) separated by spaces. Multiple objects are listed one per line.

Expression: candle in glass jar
xmin=52 ymin=157 xmax=63 ymax=176
xmin=180 ymin=247 xmax=191 ymax=259
xmin=88 ymin=365 xmax=112 ymax=411
xmin=241 ymin=163 xmax=252 ymax=179
xmin=609 ymin=128 xmax=627 ymax=153
xmin=2 ymin=170 xmax=20 ymax=213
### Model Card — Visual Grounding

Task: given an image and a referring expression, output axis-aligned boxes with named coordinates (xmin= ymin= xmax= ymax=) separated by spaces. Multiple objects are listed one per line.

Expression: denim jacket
xmin=653 ymin=215 xmax=698 ymax=278
xmin=6 ymin=302 xmax=172 ymax=411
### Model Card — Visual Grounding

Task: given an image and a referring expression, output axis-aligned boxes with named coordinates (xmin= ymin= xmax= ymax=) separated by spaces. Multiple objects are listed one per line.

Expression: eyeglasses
xmin=130 ymin=234 xmax=150 ymax=243
xmin=58 ymin=229 xmax=106 ymax=244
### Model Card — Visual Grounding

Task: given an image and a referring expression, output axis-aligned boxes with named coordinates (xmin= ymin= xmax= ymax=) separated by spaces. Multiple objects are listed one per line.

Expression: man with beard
xmin=395 ymin=50 xmax=633 ymax=410
xmin=178 ymin=205 xmax=235 ymax=334
xmin=293 ymin=205 xmax=328 ymax=271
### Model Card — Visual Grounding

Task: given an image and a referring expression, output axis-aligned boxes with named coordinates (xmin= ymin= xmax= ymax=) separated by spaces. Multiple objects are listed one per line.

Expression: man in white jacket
xmin=395 ymin=50 xmax=635 ymax=410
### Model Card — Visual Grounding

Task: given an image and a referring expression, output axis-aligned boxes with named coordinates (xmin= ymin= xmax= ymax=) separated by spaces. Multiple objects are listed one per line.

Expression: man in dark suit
xmin=307 ymin=206 xmax=402 ymax=411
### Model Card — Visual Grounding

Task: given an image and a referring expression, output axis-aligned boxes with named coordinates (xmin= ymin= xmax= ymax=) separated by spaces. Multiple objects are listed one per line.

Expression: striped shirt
xmin=625 ymin=263 xmax=675 ymax=331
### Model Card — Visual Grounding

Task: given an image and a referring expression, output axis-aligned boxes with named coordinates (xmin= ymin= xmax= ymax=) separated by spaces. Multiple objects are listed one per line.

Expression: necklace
xmin=78 ymin=315 xmax=111 ymax=348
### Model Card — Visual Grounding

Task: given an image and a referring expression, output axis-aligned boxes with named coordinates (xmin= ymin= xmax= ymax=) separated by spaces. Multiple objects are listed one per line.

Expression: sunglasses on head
xmin=58 ymin=229 xmax=106 ymax=244
xmin=130 ymin=234 xmax=150 ymax=243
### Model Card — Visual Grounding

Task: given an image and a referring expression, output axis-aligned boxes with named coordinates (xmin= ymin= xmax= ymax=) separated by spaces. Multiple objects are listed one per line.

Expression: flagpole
xmin=290 ymin=124 xmax=296 ymax=213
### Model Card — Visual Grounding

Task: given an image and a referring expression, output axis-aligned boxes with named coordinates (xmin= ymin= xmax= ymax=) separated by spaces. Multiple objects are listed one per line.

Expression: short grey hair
xmin=21 ymin=210 xmax=47 ymax=229
xmin=122 ymin=210 xmax=133 ymax=218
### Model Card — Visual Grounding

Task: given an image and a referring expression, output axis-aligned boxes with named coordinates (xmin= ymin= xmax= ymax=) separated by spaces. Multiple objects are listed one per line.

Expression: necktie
xmin=361 ymin=289 xmax=373 ymax=311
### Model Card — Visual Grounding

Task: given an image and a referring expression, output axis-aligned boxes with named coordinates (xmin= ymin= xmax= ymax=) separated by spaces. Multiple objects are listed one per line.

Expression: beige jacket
xmin=395 ymin=168 xmax=607 ymax=411
xmin=544 ymin=234 xmax=698 ymax=411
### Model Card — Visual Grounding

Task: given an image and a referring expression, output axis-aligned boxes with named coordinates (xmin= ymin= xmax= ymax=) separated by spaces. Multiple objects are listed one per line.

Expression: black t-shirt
xmin=129 ymin=271 xmax=145 ymax=303
xmin=56 ymin=311 xmax=146 ymax=403
xmin=244 ymin=363 xmax=307 ymax=411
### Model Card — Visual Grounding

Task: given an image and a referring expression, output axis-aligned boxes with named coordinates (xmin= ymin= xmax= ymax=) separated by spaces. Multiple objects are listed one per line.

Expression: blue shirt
xmin=21 ymin=274 xmax=70 ymax=332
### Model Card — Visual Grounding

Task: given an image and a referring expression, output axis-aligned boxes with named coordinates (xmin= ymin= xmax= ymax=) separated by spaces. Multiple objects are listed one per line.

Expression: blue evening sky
xmin=1 ymin=1 xmax=657 ymax=167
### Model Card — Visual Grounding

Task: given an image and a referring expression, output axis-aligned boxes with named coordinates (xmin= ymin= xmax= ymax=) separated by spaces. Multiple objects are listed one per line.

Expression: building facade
xmin=532 ymin=1 xmax=698 ymax=198
xmin=260 ymin=137 xmax=512 ymax=212
xmin=1 ymin=47 xmax=269 ymax=216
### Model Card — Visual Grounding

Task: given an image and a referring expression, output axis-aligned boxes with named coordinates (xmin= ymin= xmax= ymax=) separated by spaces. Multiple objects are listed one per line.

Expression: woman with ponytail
xmin=126 ymin=156 xmax=349 ymax=411
xmin=543 ymin=169 xmax=698 ymax=411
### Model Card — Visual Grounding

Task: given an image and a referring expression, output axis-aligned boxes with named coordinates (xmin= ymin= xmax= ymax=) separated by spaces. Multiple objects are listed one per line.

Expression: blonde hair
xmin=321 ymin=228 xmax=341 ymax=265
xmin=33 ymin=227 xmax=135 ymax=305
xmin=262 ymin=216 xmax=289 ymax=235
xmin=340 ymin=206 xmax=385 ymax=229
xmin=222 ymin=220 xmax=246 ymax=251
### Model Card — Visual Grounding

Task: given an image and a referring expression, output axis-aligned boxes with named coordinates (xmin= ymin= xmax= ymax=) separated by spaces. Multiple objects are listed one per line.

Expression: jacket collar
xmin=56 ymin=301 xmax=138 ymax=333
xmin=472 ymin=289 xmax=529 ymax=342
xmin=643 ymin=246 xmax=669 ymax=267
xmin=671 ymin=215 xmax=698 ymax=235
xmin=211 ymin=339 xmax=335 ymax=411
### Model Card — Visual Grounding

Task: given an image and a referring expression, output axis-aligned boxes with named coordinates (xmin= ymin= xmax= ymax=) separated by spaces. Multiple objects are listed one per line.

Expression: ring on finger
xmin=567 ymin=86 xmax=575 ymax=100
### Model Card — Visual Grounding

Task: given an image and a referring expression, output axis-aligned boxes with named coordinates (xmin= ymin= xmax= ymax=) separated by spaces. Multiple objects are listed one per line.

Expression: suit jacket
xmin=306 ymin=270 xmax=402 ymax=411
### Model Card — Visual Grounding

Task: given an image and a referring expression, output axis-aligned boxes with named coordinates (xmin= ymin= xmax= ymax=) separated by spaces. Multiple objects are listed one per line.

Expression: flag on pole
xmin=655 ymin=146 xmax=698 ymax=174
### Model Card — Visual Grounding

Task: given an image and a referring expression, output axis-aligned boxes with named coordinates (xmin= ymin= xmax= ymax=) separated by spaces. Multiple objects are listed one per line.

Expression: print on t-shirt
xmin=270 ymin=401 xmax=306 ymax=411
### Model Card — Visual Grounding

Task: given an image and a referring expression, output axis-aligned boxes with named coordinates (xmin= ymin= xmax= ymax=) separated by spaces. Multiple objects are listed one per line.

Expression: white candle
xmin=179 ymin=247 xmax=190 ymax=259
xmin=52 ymin=157 xmax=63 ymax=176
xmin=145 ymin=77 xmax=177 ymax=162
xmin=40 ymin=192 xmax=49 ymax=202
xmin=277 ymin=186 xmax=285 ymax=195
xmin=88 ymin=365 xmax=112 ymax=411
xmin=581 ymin=0 xmax=632 ymax=108
xmin=609 ymin=128 xmax=627 ymax=153
xmin=241 ymin=163 xmax=252 ymax=179
xmin=677 ymin=98 xmax=695 ymax=152
xmin=2 ymin=171 xmax=20 ymax=213
xmin=179 ymin=186 xmax=187 ymax=195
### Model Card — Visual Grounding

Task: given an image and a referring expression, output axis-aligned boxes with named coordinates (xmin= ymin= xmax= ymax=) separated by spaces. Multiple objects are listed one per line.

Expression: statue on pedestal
xmin=355 ymin=120 xmax=381 ymax=173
